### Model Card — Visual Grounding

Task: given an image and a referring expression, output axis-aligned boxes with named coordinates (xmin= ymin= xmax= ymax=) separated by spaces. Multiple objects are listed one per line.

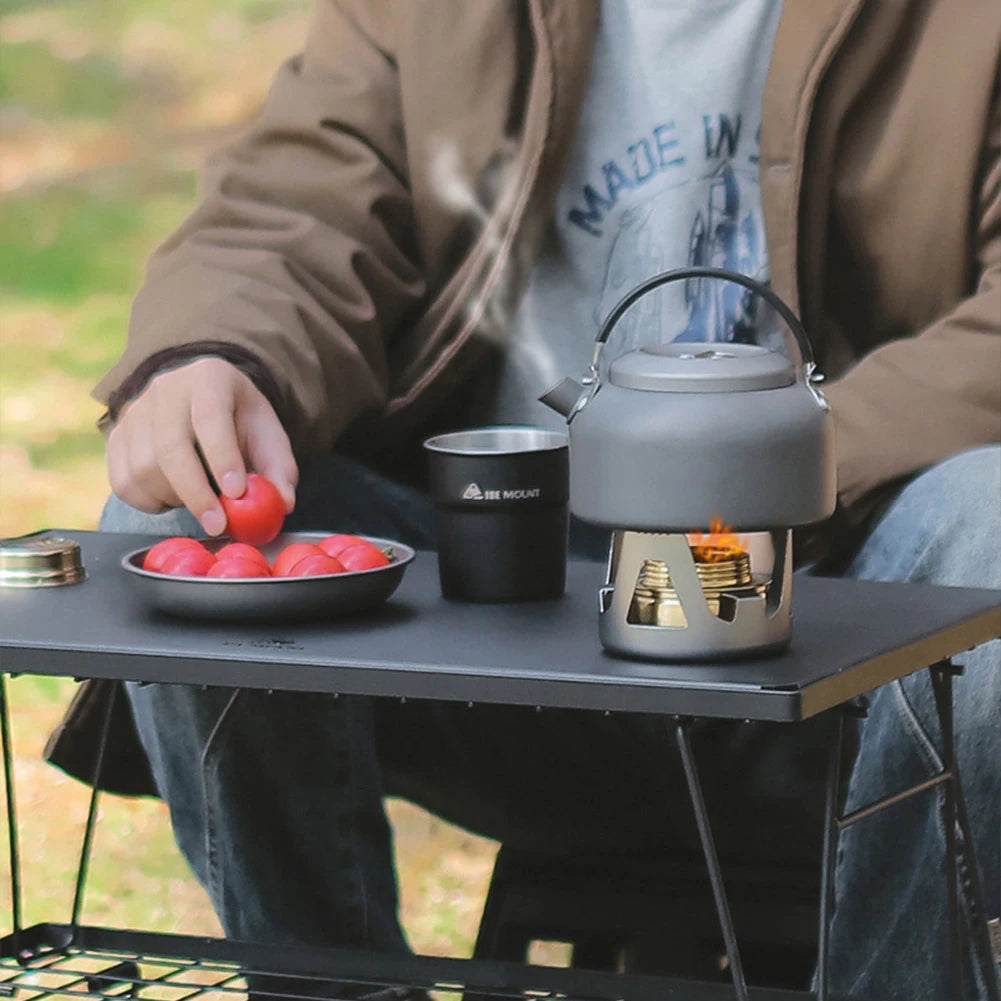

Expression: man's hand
xmin=107 ymin=357 xmax=298 ymax=536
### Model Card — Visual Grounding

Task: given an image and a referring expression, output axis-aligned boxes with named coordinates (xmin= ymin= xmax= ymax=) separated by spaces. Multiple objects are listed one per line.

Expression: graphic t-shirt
xmin=481 ymin=0 xmax=785 ymax=429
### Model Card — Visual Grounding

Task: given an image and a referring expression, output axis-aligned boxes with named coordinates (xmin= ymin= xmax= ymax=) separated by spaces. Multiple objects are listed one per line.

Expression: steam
xmin=427 ymin=139 xmax=566 ymax=388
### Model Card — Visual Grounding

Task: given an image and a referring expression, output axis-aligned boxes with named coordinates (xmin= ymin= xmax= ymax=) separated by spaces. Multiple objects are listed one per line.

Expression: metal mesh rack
xmin=1 ymin=935 xmax=253 ymax=1001
xmin=0 ymin=923 xmax=777 ymax=1001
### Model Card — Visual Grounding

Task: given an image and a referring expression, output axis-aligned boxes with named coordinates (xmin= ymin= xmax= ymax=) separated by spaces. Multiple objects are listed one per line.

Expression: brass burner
xmin=628 ymin=549 xmax=768 ymax=627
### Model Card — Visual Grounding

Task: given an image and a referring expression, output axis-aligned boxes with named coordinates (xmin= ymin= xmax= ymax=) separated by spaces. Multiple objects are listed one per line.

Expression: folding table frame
xmin=2 ymin=531 xmax=1000 ymax=1001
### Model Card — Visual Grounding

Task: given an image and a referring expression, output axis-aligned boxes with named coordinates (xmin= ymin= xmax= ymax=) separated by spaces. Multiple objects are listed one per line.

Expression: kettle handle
xmin=593 ymin=266 xmax=818 ymax=378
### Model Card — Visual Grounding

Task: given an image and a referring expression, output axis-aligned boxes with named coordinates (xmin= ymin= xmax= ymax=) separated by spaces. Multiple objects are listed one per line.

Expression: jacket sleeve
xmin=823 ymin=95 xmax=1001 ymax=510
xmin=94 ymin=0 xmax=424 ymax=455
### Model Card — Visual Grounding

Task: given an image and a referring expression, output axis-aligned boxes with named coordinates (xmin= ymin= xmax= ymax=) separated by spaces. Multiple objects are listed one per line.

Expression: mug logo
xmin=461 ymin=483 xmax=542 ymax=501
xmin=501 ymin=488 xmax=541 ymax=499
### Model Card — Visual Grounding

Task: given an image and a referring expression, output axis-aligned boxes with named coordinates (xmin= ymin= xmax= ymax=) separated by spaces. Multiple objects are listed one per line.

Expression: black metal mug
xmin=424 ymin=427 xmax=569 ymax=602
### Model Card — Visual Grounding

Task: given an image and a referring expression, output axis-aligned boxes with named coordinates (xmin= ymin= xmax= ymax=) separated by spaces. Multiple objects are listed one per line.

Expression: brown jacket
xmin=99 ymin=0 xmax=1001 ymax=510
xmin=49 ymin=0 xmax=1001 ymax=795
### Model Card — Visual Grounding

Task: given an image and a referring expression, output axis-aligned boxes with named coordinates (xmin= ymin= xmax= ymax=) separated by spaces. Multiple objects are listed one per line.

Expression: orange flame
xmin=687 ymin=517 xmax=748 ymax=563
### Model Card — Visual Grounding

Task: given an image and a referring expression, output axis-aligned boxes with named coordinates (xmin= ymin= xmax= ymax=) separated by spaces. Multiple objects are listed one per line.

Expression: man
xmin=47 ymin=2 xmax=1000 ymax=997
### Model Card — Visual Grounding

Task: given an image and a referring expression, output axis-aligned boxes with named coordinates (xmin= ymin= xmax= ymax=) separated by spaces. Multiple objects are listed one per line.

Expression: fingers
xmin=190 ymin=392 xmax=246 ymax=500
xmin=107 ymin=406 xmax=188 ymax=514
xmin=154 ymin=418 xmax=227 ymax=535
xmin=109 ymin=368 xmax=229 ymax=533
xmin=240 ymin=387 xmax=297 ymax=513
xmin=107 ymin=425 xmax=171 ymax=513
xmin=106 ymin=357 xmax=298 ymax=533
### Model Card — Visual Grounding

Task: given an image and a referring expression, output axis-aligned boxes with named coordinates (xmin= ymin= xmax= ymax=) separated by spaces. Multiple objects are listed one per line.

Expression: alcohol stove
xmin=540 ymin=267 xmax=837 ymax=660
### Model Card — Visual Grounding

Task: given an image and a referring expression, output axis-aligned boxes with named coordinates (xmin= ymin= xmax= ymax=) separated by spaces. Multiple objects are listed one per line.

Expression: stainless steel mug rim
xmin=424 ymin=426 xmax=568 ymax=456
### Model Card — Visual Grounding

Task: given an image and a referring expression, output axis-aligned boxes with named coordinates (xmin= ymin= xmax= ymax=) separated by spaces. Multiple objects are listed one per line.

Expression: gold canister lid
xmin=0 ymin=533 xmax=86 ymax=588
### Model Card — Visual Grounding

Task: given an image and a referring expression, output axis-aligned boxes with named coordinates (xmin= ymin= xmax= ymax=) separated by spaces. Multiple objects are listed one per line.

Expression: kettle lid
xmin=607 ymin=342 xmax=796 ymax=393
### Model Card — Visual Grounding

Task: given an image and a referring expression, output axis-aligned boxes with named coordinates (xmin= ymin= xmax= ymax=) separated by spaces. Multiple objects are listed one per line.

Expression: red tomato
xmin=160 ymin=548 xmax=217 ymax=576
xmin=337 ymin=542 xmax=391 ymax=571
xmin=143 ymin=536 xmax=208 ymax=572
xmin=207 ymin=557 xmax=271 ymax=578
xmin=317 ymin=534 xmax=368 ymax=559
xmin=220 ymin=473 xmax=286 ymax=545
xmin=214 ymin=542 xmax=270 ymax=569
xmin=272 ymin=542 xmax=323 ymax=577
xmin=287 ymin=553 xmax=347 ymax=577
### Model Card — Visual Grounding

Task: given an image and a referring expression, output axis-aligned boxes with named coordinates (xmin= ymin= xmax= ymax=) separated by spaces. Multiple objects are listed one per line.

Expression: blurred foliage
xmin=0 ymin=0 xmax=314 ymax=536
xmin=1 ymin=179 xmax=196 ymax=305
xmin=0 ymin=0 xmax=501 ymax=963
xmin=0 ymin=42 xmax=133 ymax=119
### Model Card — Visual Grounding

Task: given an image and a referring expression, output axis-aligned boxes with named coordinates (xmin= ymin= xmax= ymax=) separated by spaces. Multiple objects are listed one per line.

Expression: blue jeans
xmin=106 ymin=446 xmax=1000 ymax=997
xmin=828 ymin=446 xmax=1001 ymax=1000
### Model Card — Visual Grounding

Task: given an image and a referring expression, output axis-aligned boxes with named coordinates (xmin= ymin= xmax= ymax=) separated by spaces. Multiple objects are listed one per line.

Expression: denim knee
xmin=832 ymin=446 xmax=1001 ymax=999
xmin=846 ymin=445 xmax=1001 ymax=590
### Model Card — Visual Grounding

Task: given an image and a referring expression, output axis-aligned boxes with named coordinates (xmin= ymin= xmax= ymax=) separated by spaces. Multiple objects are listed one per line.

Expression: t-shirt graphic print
xmin=483 ymin=0 xmax=784 ymax=430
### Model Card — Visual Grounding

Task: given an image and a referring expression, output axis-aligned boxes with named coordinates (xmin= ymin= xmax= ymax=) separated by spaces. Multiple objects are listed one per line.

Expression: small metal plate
xmin=120 ymin=532 xmax=415 ymax=623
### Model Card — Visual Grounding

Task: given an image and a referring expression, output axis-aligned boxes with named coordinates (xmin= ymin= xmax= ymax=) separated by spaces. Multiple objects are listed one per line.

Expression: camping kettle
xmin=539 ymin=267 xmax=837 ymax=533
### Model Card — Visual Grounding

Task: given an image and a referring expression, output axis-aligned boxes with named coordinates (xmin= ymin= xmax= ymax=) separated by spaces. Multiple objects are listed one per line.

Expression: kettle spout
xmin=539 ymin=377 xmax=586 ymax=419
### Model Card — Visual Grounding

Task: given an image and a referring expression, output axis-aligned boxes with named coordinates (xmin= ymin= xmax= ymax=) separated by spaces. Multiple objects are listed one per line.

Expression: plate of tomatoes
xmin=121 ymin=532 xmax=416 ymax=622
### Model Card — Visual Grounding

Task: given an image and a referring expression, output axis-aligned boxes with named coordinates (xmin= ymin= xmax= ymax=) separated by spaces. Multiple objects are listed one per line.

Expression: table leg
xmin=930 ymin=662 xmax=1001 ymax=1001
xmin=0 ymin=675 xmax=23 ymax=952
xmin=815 ymin=705 xmax=846 ymax=1001
xmin=67 ymin=679 xmax=118 ymax=944
xmin=0 ymin=674 xmax=117 ymax=963
xmin=817 ymin=663 xmax=999 ymax=1001
xmin=954 ymin=778 xmax=1001 ymax=999
xmin=931 ymin=662 xmax=964 ymax=996
xmin=675 ymin=718 xmax=749 ymax=1001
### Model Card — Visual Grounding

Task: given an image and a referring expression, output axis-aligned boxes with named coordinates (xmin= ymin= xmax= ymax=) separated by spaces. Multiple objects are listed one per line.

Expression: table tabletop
xmin=1 ymin=530 xmax=999 ymax=721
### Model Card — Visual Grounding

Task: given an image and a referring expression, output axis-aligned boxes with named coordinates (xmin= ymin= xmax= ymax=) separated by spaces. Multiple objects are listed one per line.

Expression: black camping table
xmin=2 ymin=530 xmax=1000 ymax=1001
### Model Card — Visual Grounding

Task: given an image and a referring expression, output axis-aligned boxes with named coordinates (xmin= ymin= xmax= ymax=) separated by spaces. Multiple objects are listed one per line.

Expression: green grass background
xmin=0 ymin=0 xmax=505 ymax=962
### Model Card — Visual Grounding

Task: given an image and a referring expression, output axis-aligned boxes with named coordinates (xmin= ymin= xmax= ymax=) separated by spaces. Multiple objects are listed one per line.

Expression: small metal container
xmin=0 ymin=533 xmax=86 ymax=588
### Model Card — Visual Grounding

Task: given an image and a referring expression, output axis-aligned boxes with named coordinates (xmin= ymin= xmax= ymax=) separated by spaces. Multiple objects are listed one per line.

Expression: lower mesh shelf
xmin=2 ymin=943 xmax=251 ymax=1001
xmin=0 ymin=924 xmax=760 ymax=1001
